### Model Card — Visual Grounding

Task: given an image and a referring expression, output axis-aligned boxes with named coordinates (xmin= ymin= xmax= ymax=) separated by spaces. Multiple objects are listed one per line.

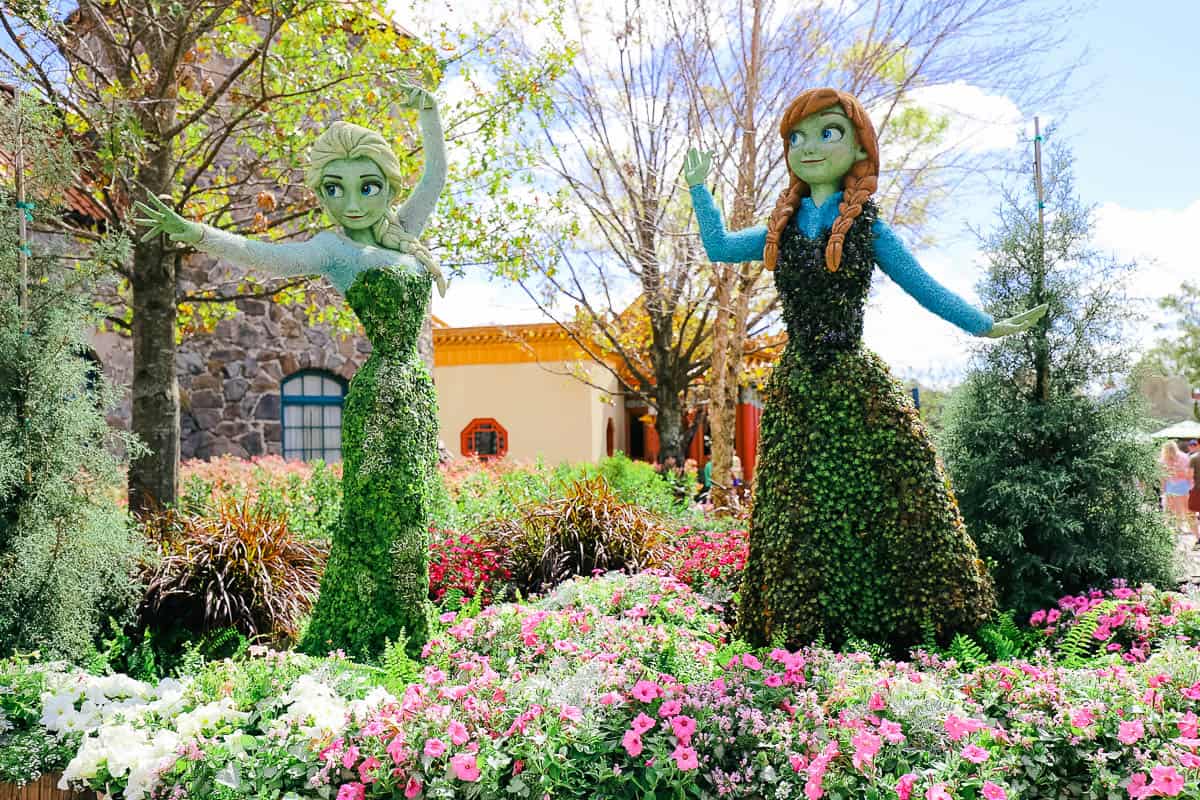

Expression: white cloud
xmin=898 ymin=81 xmax=1026 ymax=154
xmin=432 ymin=276 xmax=549 ymax=326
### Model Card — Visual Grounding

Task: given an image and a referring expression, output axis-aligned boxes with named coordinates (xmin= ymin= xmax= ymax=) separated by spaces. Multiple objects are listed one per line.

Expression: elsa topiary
xmin=686 ymin=88 xmax=1047 ymax=652
xmin=137 ymin=86 xmax=446 ymax=659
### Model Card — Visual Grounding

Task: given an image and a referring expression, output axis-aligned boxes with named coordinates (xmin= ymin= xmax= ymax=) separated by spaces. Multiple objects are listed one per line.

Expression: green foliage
xmin=0 ymin=100 xmax=144 ymax=660
xmin=141 ymin=500 xmax=327 ymax=641
xmin=1141 ymin=281 xmax=1200 ymax=386
xmin=1053 ymin=602 xmax=1114 ymax=667
xmin=0 ymin=658 xmax=74 ymax=783
xmin=300 ymin=267 xmax=438 ymax=662
xmin=738 ymin=205 xmax=995 ymax=654
xmin=94 ymin=617 xmax=250 ymax=681
xmin=380 ymin=635 xmax=420 ymax=695
xmin=475 ymin=475 xmax=668 ymax=596
xmin=939 ymin=141 xmax=1176 ymax=614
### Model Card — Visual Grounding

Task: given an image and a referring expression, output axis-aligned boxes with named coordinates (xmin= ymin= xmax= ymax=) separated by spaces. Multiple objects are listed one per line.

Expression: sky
xmin=424 ymin=0 xmax=1200 ymax=387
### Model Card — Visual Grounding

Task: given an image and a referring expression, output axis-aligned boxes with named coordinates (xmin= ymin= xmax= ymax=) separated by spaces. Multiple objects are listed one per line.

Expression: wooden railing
xmin=0 ymin=775 xmax=94 ymax=800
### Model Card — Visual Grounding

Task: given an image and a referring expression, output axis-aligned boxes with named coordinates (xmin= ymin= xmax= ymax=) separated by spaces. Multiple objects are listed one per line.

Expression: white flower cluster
xmin=59 ymin=723 xmax=180 ymax=800
xmin=40 ymin=672 xmax=188 ymax=737
xmin=271 ymin=674 xmax=351 ymax=741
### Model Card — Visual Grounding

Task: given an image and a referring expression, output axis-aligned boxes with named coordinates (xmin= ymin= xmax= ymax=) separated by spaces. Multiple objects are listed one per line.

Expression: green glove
xmin=134 ymin=194 xmax=202 ymax=245
xmin=982 ymin=303 xmax=1048 ymax=338
xmin=683 ymin=148 xmax=713 ymax=188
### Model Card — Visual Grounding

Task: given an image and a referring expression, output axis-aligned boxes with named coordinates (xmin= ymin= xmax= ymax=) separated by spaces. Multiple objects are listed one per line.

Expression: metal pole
xmin=14 ymin=85 xmax=29 ymax=314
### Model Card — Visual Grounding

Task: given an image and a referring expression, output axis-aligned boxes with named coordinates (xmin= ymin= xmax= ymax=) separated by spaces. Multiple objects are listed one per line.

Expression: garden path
xmin=1176 ymin=530 xmax=1200 ymax=585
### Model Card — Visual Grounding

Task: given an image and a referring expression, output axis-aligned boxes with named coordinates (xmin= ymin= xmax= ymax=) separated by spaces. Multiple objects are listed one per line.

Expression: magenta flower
xmin=335 ymin=783 xmax=365 ymax=800
xmin=741 ymin=653 xmax=762 ymax=671
xmin=1118 ymin=719 xmax=1144 ymax=745
xmin=1070 ymin=708 xmax=1095 ymax=728
xmin=622 ymin=729 xmax=644 ymax=757
xmin=896 ymin=773 xmax=917 ymax=800
xmin=672 ymin=744 xmax=699 ymax=771
xmin=961 ymin=744 xmax=989 ymax=763
xmin=403 ymin=776 xmax=422 ymax=799
xmin=560 ymin=705 xmax=583 ymax=723
xmin=879 ymin=718 xmax=905 ymax=744
xmin=450 ymin=753 xmax=481 ymax=782
xmin=1179 ymin=711 xmax=1199 ymax=738
xmin=357 ymin=756 xmax=381 ymax=784
xmin=1127 ymin=772 xmax=1152 ymax=799
xmin=981 ymin=781 xmax=1007 ymax=800
xmin=868 ymin=692 xmax=886 ymax=711
xmin=386 ymin=735 xmax=406 ymax=766
xmin=423 ymin=737 xmax=447 ymax=758
xmin=632 ymin=680 xmax=661 ymax=702
xmin=658 ymin=699 xmax=682 ymax=718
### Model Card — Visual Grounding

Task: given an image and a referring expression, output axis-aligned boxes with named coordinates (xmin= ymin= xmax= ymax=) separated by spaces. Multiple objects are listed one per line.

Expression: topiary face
xmin=317 ymin=157 xmax=393 ymax=234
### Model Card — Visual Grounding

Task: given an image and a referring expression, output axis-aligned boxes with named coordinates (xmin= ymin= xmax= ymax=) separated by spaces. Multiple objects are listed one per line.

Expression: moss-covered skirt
xmin=301 ymin=267 xmax=437 ymax=661
xmin=737 ymin=348 xmax=994 ymax=650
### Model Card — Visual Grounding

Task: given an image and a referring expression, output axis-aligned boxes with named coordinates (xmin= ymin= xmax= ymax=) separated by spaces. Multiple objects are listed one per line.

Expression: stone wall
xmin=93 ymin=251 xmax=435 ymax=461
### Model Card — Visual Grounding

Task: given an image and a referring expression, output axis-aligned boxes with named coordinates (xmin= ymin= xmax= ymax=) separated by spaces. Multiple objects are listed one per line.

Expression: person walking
xmin=1160 ymin=440 xmax=1194 ymax=537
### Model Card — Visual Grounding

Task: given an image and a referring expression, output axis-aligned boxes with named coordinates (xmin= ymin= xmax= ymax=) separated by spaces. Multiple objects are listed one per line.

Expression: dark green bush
xmin=475 ymin=475 xmax=668 ymax=596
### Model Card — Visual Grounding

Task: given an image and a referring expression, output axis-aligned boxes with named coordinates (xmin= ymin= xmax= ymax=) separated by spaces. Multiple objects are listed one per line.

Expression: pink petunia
xmin=341 ymin=745 xmax=360 ymax=770
xmin=631 ymin=712 xmax=656 ymax=735
xmin=622 ymin=729 xmax=644 ymax=757
xmin=658 ymin=700 xmax=682 ymax=718
xmin=961 ymin=744 xmax=989 ymax=764
xmin=878 ymin=718 xmax=906 ymax=744
xmin=943 ymin=714 xmax=983 ymax=741
xmin=1127 ymin=772 xmax=1152 ymax=799
xmin=869 ymin=692 xmax=887 ymax=711
xmin=671 ymin=715 xmax=697 ymax=744
xmin=423 ymin=738 xmax=446 ymax=758
xmin=448 ymin=720 xmax=470 ymax=745
xmin=631 ymin=680 xmax=662 ymax=702
xmin=1071 ymin=708 xmax=1095 ymax=728
xmin=599 ymin=691 xmax=622 ymax=706
xmin=560 ymin=705 xmax=583 ymax=724
xmin=1150 ymin=765 xmax=1185 ymax=797
xmin=981 ymin=782 xmax=1007 ymax=800
xmin=672 ymin=744 xmax=699 ymax=770
xmin=1179 ymin=711 xmax=1199 ymax=738
xmin=1118 ymin=720 xmax=1145 ymax=745
xmin=336 ymin=783 xmax=365 ymax=800
xmin=357 ymin=756 xmax=381 ymax=784
xmin=450 ymin=754 xmax=480 ymax=782
xmin=741 ymin=654 xmax=762 ymax=671
xmin=926 ymin=783 xmax=952 ymax=800
xmin=403 ymin=776 xmax=422 ymax=799
xmin=896 ymin=773 xmax=917 ymax=800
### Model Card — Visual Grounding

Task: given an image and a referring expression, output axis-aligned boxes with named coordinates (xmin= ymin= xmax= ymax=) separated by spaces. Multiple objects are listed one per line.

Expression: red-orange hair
xmin=763 ymin=88 xmax=880 ymax=272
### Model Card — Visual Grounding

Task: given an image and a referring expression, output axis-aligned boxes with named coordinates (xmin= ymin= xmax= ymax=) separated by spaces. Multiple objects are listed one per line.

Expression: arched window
xmin=461 ymin=418 xmax=508 ymax=460
xmin=281 ymin=370 xmax=347 ymax=462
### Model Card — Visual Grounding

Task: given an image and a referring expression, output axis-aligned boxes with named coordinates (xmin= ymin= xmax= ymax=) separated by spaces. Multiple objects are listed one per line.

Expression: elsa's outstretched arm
xmin=395 ymin=87 xmax=447 ymax=236
xmin=135 ymin=194 xmax=332 ymax=277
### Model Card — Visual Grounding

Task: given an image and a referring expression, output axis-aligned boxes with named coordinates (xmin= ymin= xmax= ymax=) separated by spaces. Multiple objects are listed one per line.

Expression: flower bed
xmin=7 ymin=575 xmax=1200 ymax=800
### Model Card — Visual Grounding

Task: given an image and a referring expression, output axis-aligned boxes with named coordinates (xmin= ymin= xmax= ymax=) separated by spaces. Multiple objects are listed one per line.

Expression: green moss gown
xmin=736 ymin=202 xmax=995 ymax=651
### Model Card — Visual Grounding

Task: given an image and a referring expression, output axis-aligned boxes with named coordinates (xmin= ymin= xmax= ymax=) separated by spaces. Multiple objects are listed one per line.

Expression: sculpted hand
xmin=982 ymin=303 xmax=1048 ymax=338
xmin=134 ymin=194 xmax=202 ymax=245
xmin=399 ymin=84 xmax=436 ymax=112
xmin=393 ymin=230 xmax=447 ymax=297
xmin=683 ymin=148 xmax=713 ymax=188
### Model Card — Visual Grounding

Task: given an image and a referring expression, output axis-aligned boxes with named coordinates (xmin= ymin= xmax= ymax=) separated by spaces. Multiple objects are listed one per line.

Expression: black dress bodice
xmin=774 ymin=201 xmax=878 ymax=365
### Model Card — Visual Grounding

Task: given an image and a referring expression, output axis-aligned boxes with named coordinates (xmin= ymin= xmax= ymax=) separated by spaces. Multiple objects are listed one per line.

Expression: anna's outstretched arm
xmin=395 ymin=88 xmax=447 ymax=237
xmin=871 ymin=219 xmax=994 ymax=336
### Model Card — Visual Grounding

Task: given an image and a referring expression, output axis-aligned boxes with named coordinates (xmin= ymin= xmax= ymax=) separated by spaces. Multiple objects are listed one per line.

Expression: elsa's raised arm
xmin=134 ymin=194 xmax=332 ymax=278
xmin=394 ymin=87 xmax=447 ymax=237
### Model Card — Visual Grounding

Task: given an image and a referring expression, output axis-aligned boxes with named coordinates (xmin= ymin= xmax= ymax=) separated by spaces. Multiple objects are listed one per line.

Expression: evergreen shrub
xmin=0 ymin=100 xmax=143 ymax=659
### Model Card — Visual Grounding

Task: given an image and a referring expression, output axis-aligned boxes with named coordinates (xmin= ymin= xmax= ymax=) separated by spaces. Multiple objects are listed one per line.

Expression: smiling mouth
xmin=800 ymin=159 xmax=825 ymax=164
xmin=345 ymin=214 xmax=365 ymax=220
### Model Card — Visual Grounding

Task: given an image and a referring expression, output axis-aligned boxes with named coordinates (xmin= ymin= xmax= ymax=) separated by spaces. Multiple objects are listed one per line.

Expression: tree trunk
xmin=706 ymin=0 xmax=764 ymax=513
xmin=127 ymin=240 xmax=180 ymax=514
xmin=654 ymin=388 xmax=688 ymax=466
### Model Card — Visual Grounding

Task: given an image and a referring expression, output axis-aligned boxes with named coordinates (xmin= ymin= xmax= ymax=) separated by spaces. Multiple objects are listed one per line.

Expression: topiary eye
xmin=789 ymin=130 xmax=803 ymax=147
xmin=323 ymin=183 xmax=343 ymax=198
xmin=361 ymin=181 xmax=382 ymax=197
xmin=822 ymin=125 xmax=845 ymax=142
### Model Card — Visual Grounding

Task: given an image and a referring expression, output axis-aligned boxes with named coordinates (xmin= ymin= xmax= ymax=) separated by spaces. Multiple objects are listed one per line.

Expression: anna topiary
xmin=685 ymin=88 xmax=1046 ymax=652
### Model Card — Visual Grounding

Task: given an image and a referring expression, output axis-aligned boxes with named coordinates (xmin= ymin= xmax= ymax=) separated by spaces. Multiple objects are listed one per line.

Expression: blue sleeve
xmin=689 ymin=184 xmax=767 ymax=263
xmin=872 ymin=219 xmax=994 ymax=337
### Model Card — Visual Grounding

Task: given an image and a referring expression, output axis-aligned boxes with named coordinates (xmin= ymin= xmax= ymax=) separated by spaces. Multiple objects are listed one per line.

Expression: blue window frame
xmin=281 ymin=370 xmax=346 ymax=463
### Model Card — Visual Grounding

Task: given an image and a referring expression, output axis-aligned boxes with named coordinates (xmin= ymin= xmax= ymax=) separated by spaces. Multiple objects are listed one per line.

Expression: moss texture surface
xmin=300 ymin=266 xmax=437 ymax=660
xmin=737 ymin=203 xmax=995 ymax=652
